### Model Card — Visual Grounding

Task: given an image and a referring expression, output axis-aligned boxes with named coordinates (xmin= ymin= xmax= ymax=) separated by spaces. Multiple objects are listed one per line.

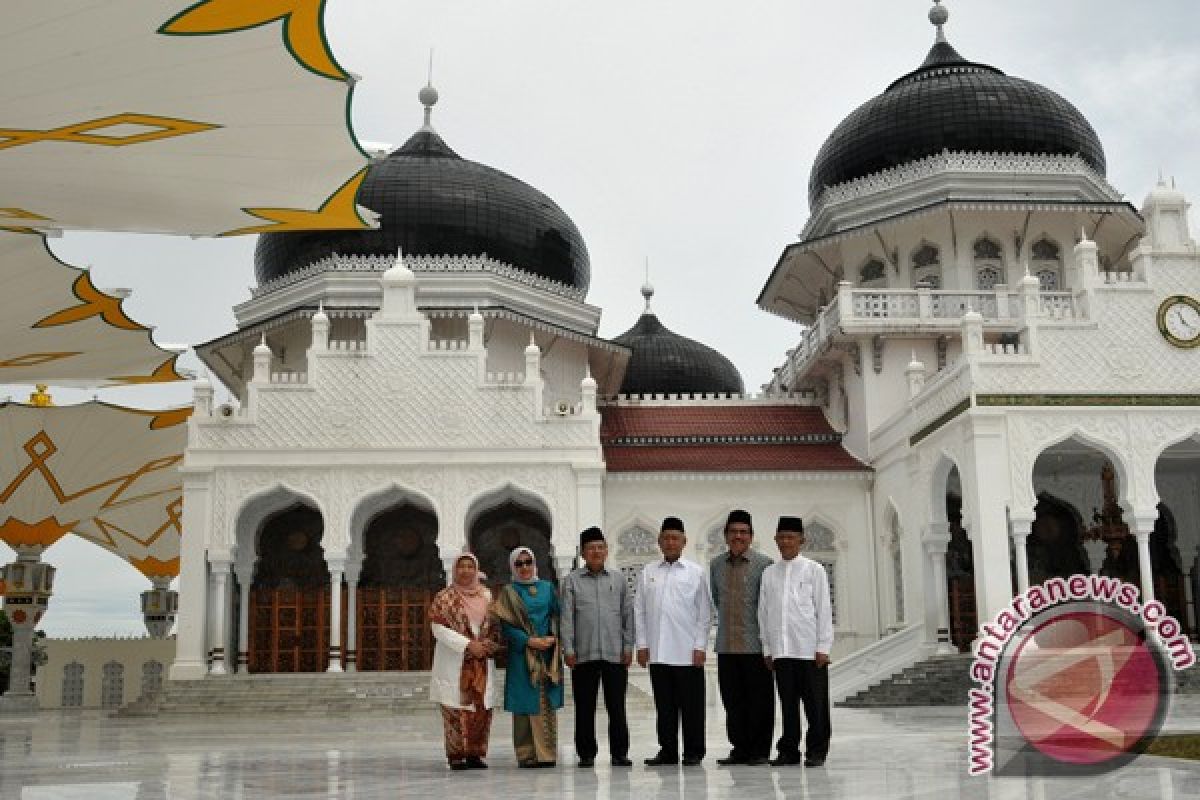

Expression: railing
xmin=1038 ymin=292 xmax=1078 ymax=319
xmin=852 ymin=291 xmax=918 ymax=318
xmin=269 ymin=372 xmax=308 ymax=385
xmin=930 ymin=292 xmax=999 ymax=319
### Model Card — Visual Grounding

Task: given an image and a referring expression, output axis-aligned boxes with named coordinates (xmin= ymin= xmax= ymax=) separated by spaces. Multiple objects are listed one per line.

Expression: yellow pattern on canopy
xmin=0 ymin=399 xmax=188 ymax=575
xmin=0 ymin=231 xmax=186 ymax=386
xmin=0 ymin=0 xmax=373 ymax=236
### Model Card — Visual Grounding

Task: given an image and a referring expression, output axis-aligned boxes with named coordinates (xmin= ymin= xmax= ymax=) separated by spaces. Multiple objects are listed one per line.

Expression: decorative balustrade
xmin=428 ymin=339 xmax=469 ymax=352
xmin=1037 ymin=292 xmax=1077 ymax=319
xmin=327 ymin=339 xmax=367 ymax=352
xmin=269 ymin=371 xmax=308 ymax=385
xmin=485 ymin=371 xmax=524 ymax=384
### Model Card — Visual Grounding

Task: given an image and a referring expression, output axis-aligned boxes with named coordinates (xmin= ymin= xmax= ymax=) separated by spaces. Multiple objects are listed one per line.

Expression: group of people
xmin=428 ymin=510 xmax=834 ymax=771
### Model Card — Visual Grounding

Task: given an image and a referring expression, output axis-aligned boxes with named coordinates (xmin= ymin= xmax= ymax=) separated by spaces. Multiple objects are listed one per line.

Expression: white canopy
xmin=0 ymin=231 xmax=187 ymax=386
xmin=0 ymin=0 xmax=373 ymax=237
xmin=0 ymin=398 xmax=188 ymax=578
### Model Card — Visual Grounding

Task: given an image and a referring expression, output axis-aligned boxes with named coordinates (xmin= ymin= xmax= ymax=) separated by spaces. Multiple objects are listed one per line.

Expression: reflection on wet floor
xmin=2 ymin=697 xmax=1200 ymax=799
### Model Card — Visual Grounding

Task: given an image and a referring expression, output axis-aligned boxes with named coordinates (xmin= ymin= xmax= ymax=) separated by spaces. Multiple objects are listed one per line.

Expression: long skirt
xmin=513 ymin=681 xmax=558 ymax=765
xmin=441 ymin=695 xmax=493 ymax=763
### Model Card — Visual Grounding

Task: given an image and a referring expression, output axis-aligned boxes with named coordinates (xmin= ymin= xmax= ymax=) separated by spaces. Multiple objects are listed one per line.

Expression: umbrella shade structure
xmin=0 ymin=0 xmax=374 ymax=237
xmin=0 ymin=399 xmax=189 ymax=578
xmin=0 ymin=231 xmax=187 ymax=386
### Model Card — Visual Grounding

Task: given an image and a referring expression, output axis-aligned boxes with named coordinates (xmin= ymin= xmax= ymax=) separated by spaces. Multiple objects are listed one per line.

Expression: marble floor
xmin=2 ymin=697 xmax=1200 ymax=800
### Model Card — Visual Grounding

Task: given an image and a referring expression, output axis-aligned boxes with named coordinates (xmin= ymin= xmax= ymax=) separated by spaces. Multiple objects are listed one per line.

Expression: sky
xmin=4 ymin=0 xmax=1200 ymax=636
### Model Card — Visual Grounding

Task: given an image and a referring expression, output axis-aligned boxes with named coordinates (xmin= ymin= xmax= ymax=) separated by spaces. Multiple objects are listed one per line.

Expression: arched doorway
xmin=945 ymin=488 xmax=977 ymax=652
xmin=248 ymin=504 xmax=330 ymax=673
xmin=1151 ymin=503 xmax=1188 ymax=633
xmin=1027 ymin=493 xmax=1088 ymax=584
xmin=470 ymin=499 xmax=555 ymax=590
xmin=356 ymin=504 xmax=443 ymax=671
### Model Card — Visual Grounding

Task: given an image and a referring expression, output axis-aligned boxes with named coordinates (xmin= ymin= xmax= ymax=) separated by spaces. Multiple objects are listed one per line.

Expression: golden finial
xmin=29 ymin=384 xmax=53 ymax=407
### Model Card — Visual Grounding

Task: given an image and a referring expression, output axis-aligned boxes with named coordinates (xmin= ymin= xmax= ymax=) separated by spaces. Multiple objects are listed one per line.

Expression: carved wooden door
xmin=249 ymin=586 xmax=329 ymax=673
xmin=356 ymin=587 xmax=435 ymax=671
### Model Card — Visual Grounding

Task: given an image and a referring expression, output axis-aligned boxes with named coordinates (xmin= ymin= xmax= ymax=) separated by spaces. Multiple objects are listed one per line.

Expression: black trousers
xmin=571 ymin=660 xmax=630 ymax=760
xmin=648 ymin=664 xmax=706 ymax=759
xmin=717 ymin=653 xmax=775 ymax=759
xmin=774 ymin=658 xmax=831 ymax=759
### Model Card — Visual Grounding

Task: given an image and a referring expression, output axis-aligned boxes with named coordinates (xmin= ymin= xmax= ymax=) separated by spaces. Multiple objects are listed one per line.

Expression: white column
xmin=923 ymin=525 xmax=957 ymax=655
xmin=1133 ymin=517 xmax=1156 ymax=604
xmin=1010 ymin=517 xmax=1032 ymax=593
xmin=963 ymin=416 xmax=1017 ymax=622
xmin=327 ymin=558 xmax=345 ymax=673
xmin=1083 ymin=539 xmax=1106 ymax=575
xmin=171 ymin=477 xmax=212 ymax=681
xmin=344 ymin=565 xmax=359 ymax=674
xmin=235 ymin=567 xmax=252 ymax=672
xmin=441 ymin=548 xmax=459 ymax=587
xmin=209 ymin=559 xmax=232 ymax=676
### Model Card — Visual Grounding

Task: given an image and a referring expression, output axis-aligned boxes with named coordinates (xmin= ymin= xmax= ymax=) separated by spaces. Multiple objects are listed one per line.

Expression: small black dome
xmin=613 ymin=312 xmax=744 ymax=396
xmin=808 ymin=38 xmax=1106 ymax=207
xmin=254 ymin=127 xmax=590 ymax=291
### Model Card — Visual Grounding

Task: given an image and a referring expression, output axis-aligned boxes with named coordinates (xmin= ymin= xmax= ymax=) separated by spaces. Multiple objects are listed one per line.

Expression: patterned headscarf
xmin=451 ymin=552 xmax=489 ymax=627
xmin=508 ymin=546 xmax=538 ymax=584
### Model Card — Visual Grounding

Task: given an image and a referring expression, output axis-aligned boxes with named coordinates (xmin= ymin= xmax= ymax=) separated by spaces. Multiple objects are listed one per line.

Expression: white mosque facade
xmin=168 ymin=7 xmax=1200 ymax=687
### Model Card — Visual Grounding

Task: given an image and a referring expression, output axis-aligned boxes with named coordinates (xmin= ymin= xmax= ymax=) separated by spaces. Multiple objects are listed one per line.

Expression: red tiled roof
xmin=599 ymin=404 xmax=869 ymax=473
xmin=603 ymin=444 xmax=867 ymax=472
xmin=600 ymin=405 xmax=837 ymax=438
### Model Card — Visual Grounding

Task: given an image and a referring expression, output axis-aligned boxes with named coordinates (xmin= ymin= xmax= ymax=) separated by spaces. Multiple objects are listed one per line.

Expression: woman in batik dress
xmin=493 ymin=546 xmax=564 ymax=767
xmin=429 ymin=553 xmax=501 ymax=770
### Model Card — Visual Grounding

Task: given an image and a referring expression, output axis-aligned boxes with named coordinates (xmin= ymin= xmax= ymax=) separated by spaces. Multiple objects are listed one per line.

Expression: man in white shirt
xmin=635 ymin=516 xmax=713 ymax=766
xmin=758 ymin=515 xmax=833 ymax=767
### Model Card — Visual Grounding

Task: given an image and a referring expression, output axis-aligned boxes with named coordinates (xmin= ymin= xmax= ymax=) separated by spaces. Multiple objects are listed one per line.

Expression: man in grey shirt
xmin=560 ymin=526 xmax=635 ymax=767
xmin=710 ymin=509 xmax=774 ymax=765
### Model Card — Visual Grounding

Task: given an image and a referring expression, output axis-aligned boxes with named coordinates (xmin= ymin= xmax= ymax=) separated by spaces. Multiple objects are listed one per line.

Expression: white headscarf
xmin=508 ymin=546 xmax=538 ymax=584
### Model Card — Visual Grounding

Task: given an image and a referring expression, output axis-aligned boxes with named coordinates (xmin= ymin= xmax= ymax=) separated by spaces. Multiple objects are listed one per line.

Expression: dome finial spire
xmin=929 ymin=1 xmax=949 ymax=44
xmin=640 ymin=257 xmax=654 ymax=314
xmin=418 ymin=49 xmax=439 ymax=132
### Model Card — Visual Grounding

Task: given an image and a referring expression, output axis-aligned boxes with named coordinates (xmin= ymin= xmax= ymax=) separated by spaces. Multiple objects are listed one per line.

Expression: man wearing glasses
xmin=560 ymin=527 xmax=635 ymax=768
xmin=635 ymin=516 xmax=713 ymax=766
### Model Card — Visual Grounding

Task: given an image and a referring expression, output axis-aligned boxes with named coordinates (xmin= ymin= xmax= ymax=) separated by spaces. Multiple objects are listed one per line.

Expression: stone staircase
xmin=837 ymin=654 xmax=973 ymax=708
xmin=130 ymin=669 xmax=652 ymax=716
xmin=837 ymin=652 xmax=1200 ymax=708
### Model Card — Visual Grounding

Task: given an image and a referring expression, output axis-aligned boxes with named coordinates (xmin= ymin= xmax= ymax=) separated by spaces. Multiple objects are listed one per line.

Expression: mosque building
xmin=10 ymin=2 xmax=1194 ymax=705
xmin=162 ymin=2 xmax=1200 ymax=686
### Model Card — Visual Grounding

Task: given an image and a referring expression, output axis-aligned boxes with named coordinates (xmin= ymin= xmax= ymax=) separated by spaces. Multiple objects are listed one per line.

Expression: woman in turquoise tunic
xmin=492 ymin=546 xmax=564 ymax=767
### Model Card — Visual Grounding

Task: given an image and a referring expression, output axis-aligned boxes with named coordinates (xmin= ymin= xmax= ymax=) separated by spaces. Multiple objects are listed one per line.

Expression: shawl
xmin=430 ymin=581 xmax=497 ymax=700
xmin=492 ymin=582 xmax=562 ymax=688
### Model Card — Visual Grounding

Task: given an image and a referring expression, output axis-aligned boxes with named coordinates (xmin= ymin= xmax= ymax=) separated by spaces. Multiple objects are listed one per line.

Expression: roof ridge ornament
xmin=929 ymin=1 xmax=949 ymax=44
xmin=641 ymin=257 xmax=655 ymax=314
xmin=419 ymin=49 xmax=438 ymax=133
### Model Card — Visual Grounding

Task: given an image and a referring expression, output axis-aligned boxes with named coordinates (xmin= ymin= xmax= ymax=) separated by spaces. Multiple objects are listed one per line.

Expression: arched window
xmin=617 ymin=525 xmax=659 ymax=596
xmin=890 ymin=516 xmax=905 ymax=625
xmin=911 ymin=243 xmax=941 ymax=289
xmin=974 ymin=236 xmax=1004 ymax=290
xmin=802 ymin=523 xmax=839 ymax=626
xmin=1031 ymin=238 xmax=1062 ymax=290
xmin=61 ymin=662 xmax=84 ymax=708
xmin=141 ymin=660 xmax=164 ymax=698
xmin=859 ymin=257 xmax=886 ymax=287
xmin=101 ymin=661 xmax=125 ymax=708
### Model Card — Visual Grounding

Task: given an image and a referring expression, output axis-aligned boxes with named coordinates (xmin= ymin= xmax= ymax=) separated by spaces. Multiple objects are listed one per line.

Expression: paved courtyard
xmin=2 ymin=696 xmax=1200 ymax=799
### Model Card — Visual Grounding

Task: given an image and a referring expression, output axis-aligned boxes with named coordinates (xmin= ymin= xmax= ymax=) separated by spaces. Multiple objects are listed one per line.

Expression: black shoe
xmin=577 ymin=758 xmax=594 ymax=768
xmin=518 ymin=760 xmax=538 ymax=769
xmin=716 ymin=754 xmax=745 ymax=766
xmin=449 ymin=761 xmax=470 ymax=771
xmin=744 ymin=757 xmax=769 ymax=766
xmin=769 ymin=753 xmax=801 ymax=766
xmin=644 ymin=754 xmax=678 ymax=766
xmin=681 ymin=756 xmax=703 ymax=766
xmin=536 ymin=761 xmax=557 ymax=768
xmin=611 ymin=757 xmax=633 ymax=767
xmin=803 ymin=757 xmax=826 ymax=768
xmin=465 ymin=757 xmax=488 ymax=769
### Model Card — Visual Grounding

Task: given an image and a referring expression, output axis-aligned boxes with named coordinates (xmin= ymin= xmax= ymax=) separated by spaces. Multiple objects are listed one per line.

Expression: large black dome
xmin=807 ymin=38 xmax=1106 ymax=207
xmin=613 ymin=306 xmax=744 ymax=396
xmin=254 ymin=124 xmax=590 ymax=291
